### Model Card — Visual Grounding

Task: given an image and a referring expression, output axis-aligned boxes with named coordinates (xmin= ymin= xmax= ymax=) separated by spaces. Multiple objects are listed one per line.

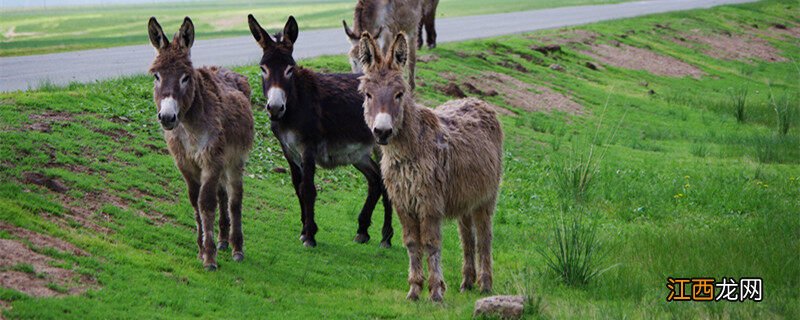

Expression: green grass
xmin=0 ymin=0 xmax=633 ymax=57
xmin=1 ymin=0 xmax=799 ymax=318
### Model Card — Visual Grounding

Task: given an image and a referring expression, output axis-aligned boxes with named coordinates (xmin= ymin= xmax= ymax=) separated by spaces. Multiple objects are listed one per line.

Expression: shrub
xmin=772 ymin=92 xmax=798 ymax=136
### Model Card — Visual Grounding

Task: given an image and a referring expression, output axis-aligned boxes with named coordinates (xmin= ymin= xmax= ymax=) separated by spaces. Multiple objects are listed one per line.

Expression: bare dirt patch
xmin=0 ymin=222 xmax=87 ymax=256
xmin=0 ymin=239 xmax=95 ymax=297
xmin=23 ymin=111 xmax=75 ymax=133
xmin=443 ymin=72 xmax=584 ymax=115
xmin=92 ymin=127 xmax=134 ymax=142
xmin=582 ymin=43 xmax=705 ymax=78
xmin=529 ymin=29 xmax=599 ymax=46
xmin=678 ymin=30 xmax=786 ymax=62
xmin=22 ymin=172 xmax=68 ymax=193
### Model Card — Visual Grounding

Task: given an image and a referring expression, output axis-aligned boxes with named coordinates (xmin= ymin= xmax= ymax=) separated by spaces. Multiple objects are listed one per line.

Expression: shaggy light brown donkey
xmin=357 ymin=32 xmax=503 ymax=301
xmin=148 ymin=17 xmax=254 ymax=271
xmin=343 ymin=0 xmax=421 ymax=89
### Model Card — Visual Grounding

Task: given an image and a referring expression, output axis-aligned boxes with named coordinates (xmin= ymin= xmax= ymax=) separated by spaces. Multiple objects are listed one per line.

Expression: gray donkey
xmin=343 ymin=0 xmax=422 ymax=89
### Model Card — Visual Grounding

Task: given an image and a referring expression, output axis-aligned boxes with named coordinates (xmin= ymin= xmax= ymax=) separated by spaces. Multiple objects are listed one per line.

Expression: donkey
xmin=248 ymin=14 xmax=393 ymax=248
xmin=417 ymin=0 xmax=439 ymax=49
xmin=358 ymin=32 xmax=503 ymax=301
xmin=148 ymin=17 xmax=254 ymax=270
xmin=343 ymin=0 xmax=421 ymax=89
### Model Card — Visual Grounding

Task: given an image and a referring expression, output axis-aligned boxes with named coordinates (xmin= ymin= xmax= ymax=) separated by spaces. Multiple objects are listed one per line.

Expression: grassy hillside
xmin=0 ymin=0 xmax=632 ymax=57
xmin=1 ymin=0 xmax=799 ymax=318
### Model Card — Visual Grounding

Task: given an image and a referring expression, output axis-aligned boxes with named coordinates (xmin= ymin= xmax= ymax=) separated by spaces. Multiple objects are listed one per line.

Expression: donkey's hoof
xmin=303 ymin=239 xmax=317 ymax=248
xmin=428 ymin=43 xmax=436 ymax=49
xmin=379 ymin=240 xmax=391 ymax=248
xmin=430 ymin=290 xmax=444 ymax=302
xmin=217 ymin=241 xmax=229 ymax=251
xmin=460 ymin=282 xmax=474 ymax=292
xmin=232 ymin=251 xmax=244 ymax=262
xmin=354 ymin=233 xmax=370 ymax=244
xmin=204 ymin=263 xmax=218 ymax=272
xmin=299 ymin=234 xmax=307 ymax=242
xmin=406 ymin=286 xmax=421 ymax=301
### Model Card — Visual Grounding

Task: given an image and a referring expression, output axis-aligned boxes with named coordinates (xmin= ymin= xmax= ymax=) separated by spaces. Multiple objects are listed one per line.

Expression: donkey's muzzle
xmin=158 ymin=112 xmax=178 ymax=130
xmin=373 ymin=127 xmax=392 ymax=145
xmin=266 ymin=104 xmax=286 ymax=119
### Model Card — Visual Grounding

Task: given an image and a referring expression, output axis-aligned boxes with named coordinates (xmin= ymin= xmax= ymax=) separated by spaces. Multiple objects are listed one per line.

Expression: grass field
xmin=0 ymin=0 xmax=633 ymax=57
xmin=1 ymin=0 xmax=799 ymax=318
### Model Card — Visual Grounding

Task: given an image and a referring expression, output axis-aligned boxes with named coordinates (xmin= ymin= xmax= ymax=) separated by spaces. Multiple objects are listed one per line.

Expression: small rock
xmin=648 ymin=89 xmax=656 ymax=95
xmin=272 ymin=167 xmax=288 ymax=174
xmin=585 ymin=62 xmax=599 ymax=70
xmin=639 ymin=81 xmax=649 ymax=87
xmin=549 ymin=64 xmax=564 ymax=72
xmin=485 ymin=90 xmax=499 ymax=97
xmin=773 ymin=23 xmax=787 ymax=30
xmin=474 ymin=295 xmax=525 ymax=319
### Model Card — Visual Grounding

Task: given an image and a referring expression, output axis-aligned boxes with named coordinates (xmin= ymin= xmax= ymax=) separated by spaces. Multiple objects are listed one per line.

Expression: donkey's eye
xmin=261 ymin=66 xmax=269 ymax=78
xmin=365 ymin=93 xmax=373 ymax=100
xmin=180 ymin=74 xmax=190 ymax=85
xmin=285 ymin=66 xmax=294 ymax=78
xmin=154 ymin=73 xmax=160 ymax=82
xmin=395 ymin=92 xmax=403 ymax=101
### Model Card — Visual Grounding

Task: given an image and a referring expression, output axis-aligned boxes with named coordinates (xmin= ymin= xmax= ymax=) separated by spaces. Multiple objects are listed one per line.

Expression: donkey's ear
xmin=175 ymin=16 xmax=195 ymax=50
xmin=343 ymin=20 xmax=357 ymax=40
xmin=283 ymin=16 xmax=299 ymax=45
xmin=148 ymin=17 xmax=169 ymax=51
xmin=389 ymin=32 xmax=409 ymax=68
xmin=248 ymin=14 xmax=274 ymax=49
xmin=359 ymin=32 xmax=382 ymax=70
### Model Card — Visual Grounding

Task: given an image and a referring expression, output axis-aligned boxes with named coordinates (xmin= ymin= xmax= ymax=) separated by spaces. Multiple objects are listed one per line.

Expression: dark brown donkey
xmin=417 ymin=0 xmax=439 ymax=49
xmin=248 ymin=14 xmax=393 ymax=248
xmin=148 ymin=17 xmax=254 ymax=270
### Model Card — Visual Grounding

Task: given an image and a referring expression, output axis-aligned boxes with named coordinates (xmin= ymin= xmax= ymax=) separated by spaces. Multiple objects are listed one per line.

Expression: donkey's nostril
xmin=373 ymin=127 xmax=392 ymax=139
xmin=168 ymin=114 xmax=177 ymax=123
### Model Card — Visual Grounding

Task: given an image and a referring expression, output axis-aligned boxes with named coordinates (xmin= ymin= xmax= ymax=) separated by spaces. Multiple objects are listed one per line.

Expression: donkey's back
xmin=203 ymin=66 xmax=252 ymax=99
xmin=434 ymin=97 xmax=503 ymax=216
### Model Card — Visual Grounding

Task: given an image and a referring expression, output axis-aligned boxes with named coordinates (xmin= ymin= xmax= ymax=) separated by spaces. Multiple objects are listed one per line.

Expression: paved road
xmin=0 ymin=0 xmax=755 ymax=92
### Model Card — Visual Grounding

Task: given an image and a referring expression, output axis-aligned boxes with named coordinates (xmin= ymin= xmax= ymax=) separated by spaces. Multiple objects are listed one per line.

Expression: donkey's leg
xmin=474 ymin=204 xmax=495 ymax=293
xmin=226 ymin=167 xmax=245 ymax=262
xmin=417 ymin=20 xmax=424 ymax=49
xmin=379 ymin=182 xmax=394 ymax=248
xmin=300 ymin=149 xmax=318 ymax=247
xmin=407 ymin=33 xmax=418 ymax=90
xmin=198 ymin=170 xmax=221 ymax=271
xmin=184 ymin=178 xmax=202 ymax=260
xmin=458 ymin=215 xmax=476 ymax=292
xmin=424 ymin=10 xmax=437 ymax=49
xmin=421 ymin=213 xmax=445 ymax=302
xmin=398 ymin=210 xmax=423 ymax=301
xmin=286 ymin=161 xmax=306 ymax=242
xmin=217 ymin=187 xmax=230 ymax=251
xmin=352 ymin=156 xmax=382 ymax=244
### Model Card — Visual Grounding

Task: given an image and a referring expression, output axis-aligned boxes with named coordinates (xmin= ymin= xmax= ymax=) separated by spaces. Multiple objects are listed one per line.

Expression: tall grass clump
xmin=553 ymin=95 xmax=623 ymax=205
xmin=538 ymin=213 xmax=616 ymax=287
xmin=771 ymin=92 xmax=798 ymax=136
xmin=730 ymin=87 xmax=748 ymax=123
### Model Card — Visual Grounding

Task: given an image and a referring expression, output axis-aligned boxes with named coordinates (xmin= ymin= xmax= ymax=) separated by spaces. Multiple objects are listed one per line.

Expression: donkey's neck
xmin=179 ymin=74 xmax=213 ymax=136
xmin=383 ymin=99 xmax=426 ymax=159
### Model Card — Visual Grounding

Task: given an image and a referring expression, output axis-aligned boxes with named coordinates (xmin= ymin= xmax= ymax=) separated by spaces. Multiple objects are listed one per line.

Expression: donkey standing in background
xmin=358 ymin=32 xmax=503 ymax=301
xmin=148 ymin=17 xmax=254 ymax=270
xmin=417 ymin=0 xmax=439 ymax=49
xmin=248 ymin=14 xmax=393 ymax=248
xmin=343 ymin=0 xmax=421 ymax=89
